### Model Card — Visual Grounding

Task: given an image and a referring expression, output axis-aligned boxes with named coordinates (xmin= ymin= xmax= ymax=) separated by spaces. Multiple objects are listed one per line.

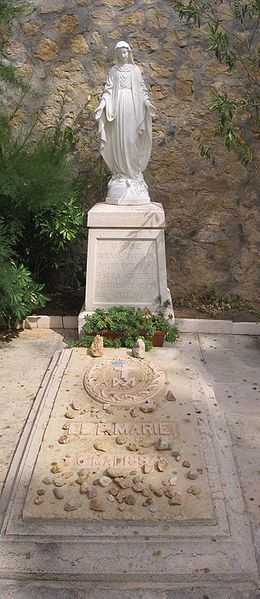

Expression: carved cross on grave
xmin=112 ymin=361 xmax=136 ymax=388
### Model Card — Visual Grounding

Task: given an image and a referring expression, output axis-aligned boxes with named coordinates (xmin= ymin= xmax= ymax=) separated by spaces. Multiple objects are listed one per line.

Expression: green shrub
xmin=0 ymin=222 xmax=48 ymax=327
xmin=81 ymin=306 xmax=179 ymax=351
xmin=0 ymin=118 xmax=86 ymax=290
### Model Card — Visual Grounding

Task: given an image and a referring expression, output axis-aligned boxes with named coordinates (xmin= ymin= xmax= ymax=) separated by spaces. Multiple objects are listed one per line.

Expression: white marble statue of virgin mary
xmin=95 ymin=41 xmax=155 ymax=205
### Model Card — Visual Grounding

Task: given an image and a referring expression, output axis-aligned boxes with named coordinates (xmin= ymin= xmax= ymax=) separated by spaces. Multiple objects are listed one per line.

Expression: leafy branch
xmin=172 ymin=0 xmax=260 ymax=168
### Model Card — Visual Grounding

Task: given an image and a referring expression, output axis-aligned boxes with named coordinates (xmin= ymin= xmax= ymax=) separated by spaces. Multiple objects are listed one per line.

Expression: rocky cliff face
xmin=3 ymin=0 xmax=259 ymax=301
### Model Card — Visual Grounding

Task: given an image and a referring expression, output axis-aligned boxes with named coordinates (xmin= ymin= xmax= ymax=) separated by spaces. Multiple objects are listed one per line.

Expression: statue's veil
xmin=114 ymin=40 xmax=134 ymax=64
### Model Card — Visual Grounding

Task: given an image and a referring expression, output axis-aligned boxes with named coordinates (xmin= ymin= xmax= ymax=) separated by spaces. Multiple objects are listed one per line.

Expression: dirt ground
xmin=35 ymin=288 xmax=260 ymax=322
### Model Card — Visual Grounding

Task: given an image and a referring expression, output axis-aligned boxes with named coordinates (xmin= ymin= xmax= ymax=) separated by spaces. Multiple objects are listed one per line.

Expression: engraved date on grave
xmin=77 ymin=453 xmax=158 ymax=469
xmin=68 ymin=421 xmax=176 ymax=438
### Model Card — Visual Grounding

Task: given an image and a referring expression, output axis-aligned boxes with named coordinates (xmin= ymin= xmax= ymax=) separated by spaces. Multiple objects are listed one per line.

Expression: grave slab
xmin=0 ymin=347 xmax=257 ymax=586
xmin=22 ymin=349 xmax=212 ymax=524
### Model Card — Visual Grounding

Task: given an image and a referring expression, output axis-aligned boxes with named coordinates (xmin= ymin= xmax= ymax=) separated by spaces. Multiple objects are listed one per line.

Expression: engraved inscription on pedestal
xmin=94 ymin=239 xmax=159 ymax=303
xmin=84 ymin=226 xmax=169 ymax=312
xmin=83 ymin=357 xmax=165 ymax=407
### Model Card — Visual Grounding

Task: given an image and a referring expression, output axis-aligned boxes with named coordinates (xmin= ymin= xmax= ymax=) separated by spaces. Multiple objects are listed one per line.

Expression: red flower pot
xmin=151 ymin=331 xmax=166 ymax=347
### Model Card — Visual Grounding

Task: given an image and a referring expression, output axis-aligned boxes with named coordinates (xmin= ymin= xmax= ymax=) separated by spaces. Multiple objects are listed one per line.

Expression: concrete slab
xmin=198 ymin=334 xmax=260 ymax=383
xmin=0 ymin=329 xmax=65 ymax=496
xmin=0 ymin=582 xmax=259 ymax=599
xmin=213 ymin=382 xmax=260 ymax=413
xmin=176 ymin=318 xmax=233 ymax=334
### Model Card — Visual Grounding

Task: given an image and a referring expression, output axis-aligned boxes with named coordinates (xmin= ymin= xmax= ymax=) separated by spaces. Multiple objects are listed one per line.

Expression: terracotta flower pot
xmin=151 ymin=331 xmax=166 ymax=347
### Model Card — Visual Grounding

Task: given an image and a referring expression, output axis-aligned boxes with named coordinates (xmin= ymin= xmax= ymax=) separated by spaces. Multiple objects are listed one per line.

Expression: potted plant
xmin=81 ymin=305 xmax=179 ymax=351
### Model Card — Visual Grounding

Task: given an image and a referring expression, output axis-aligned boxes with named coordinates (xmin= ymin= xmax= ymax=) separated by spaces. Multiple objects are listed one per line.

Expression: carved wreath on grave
xmin=83 ymin=357 xmax=165 ymax=407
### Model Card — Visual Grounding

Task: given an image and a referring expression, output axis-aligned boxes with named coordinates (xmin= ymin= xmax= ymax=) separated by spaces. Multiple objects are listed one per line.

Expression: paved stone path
xmin=0 ymin=329 xmax=259 ymax=598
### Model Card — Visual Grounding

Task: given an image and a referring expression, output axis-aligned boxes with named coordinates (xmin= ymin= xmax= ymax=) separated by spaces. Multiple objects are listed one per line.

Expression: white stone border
xmin=22 ymin=315 xmax=260 ymax=336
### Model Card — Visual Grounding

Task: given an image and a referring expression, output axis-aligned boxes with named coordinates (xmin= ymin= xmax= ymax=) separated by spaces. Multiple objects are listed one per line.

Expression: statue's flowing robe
xmin=97 ymin=64 xmax=152 ymax=180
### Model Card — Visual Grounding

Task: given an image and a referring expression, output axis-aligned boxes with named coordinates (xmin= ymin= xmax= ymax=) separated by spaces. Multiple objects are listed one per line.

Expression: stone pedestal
xmin=78 ymin=202 xmax=173 ymax=334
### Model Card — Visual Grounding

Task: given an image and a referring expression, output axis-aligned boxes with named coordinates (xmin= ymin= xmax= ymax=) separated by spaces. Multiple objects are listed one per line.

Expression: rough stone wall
xmin=3 ymin=0 xmax=259 ymax=301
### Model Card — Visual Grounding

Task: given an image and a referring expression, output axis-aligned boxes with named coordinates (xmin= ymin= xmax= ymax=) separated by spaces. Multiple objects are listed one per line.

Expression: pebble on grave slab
xmin=115 ymin=476 xmax=132 ymax=489
xmin=54 ymin=477 xmax=66 ymax=487
xmin=155 ymin=437 xmax=172 ymax=450
xmin=172 ymin=450 xmax=181 ymax=461
xmin=182 ymin=460 xmax=191 ymax=468
xmin=58 ymin=435 xmax=69 ymax=444
xmin=89 ymin=334 xmax=104 ymax=358
xmin=34 ymin=496 xmax=44 ymax=505
xmin=107 ymin=494 xmax=115 ymax=503
xmin=132 ymin=474 xmax=143 ymax=484
xmin=53 ymin=488 xmax=64 ymax=500
xmin=36 ymin=489 xmax=45 ymax=496
xmin=141 ymin=439 xmax=155 ymax=448
xmin=166 ymin=390 xmax=176 ymax=402
xmin=115 ymin=435 xmax=127 ymax=445
xmin=164 ymin=487 xmax=175 ymax=499
xmin=109 ymin=485 xmax=119 ymax=497
xmin=142 ymin=497 xmax=153 ymax=507
xmin=125 ymin=494 xmax=136 ymax=505
xmin=78 ymin=468 xmax=89 ymax=478
xmin=132 ymin=482 xmax=144 ymax=493
xmin=187 ymin=470 xmax=198 ymax=480
xmin=140 ymin=399 xmax=157 ymax=413
xmin=143 ymin=464 xmax=154 ymax=474
xmin=169 ymin=492 xmax=182 ymax=505
xmin=50 ymin=463 xmax=62 ymax=474
xmin=64 ymin=410 xmax=76 ymax=419
xmin=75 ymin=477 xmax=84 ymax=485
xmin=80 ymin=481 xmax=89 ymax=494
xmin=99 ymin=476 xmax=112 ymax=487
xmin=127 ymin=443 xmax=139 ymax=452
xmin=169 ymin=475 xmax=178 ymax=486
xmin=150 ymin=484 xmax=164 ymax=497
xmin=157 ymin=457 xmax=168 ymax=472
xmin=116 ymin=490 xmax=128 ymax=503
xmin=87 ymin=487 xmax=97 ymax=499
xmin=187 ymin=486 xmax=201 ymax=496
xmin=93 ymin=441 xmax=108 ymax=452
xmin=61 ymin=471 xmax=73 ymax=479
xmin=142 ymin=487 xmax=152 ymax=497
xmin=106 ymin=467 xmax=128 ymax=478
xmin=130 ymin=408 xmax=139 ymax=418
xmin=64 ymin=499 xmax=82 ymax=511
xmin=42 ymin=477 xmax=52 ymax=485
xmin=132 ymin=338 xmax=145 ymax=359
xmin=71 ymin=400 xmax=82 ymax=411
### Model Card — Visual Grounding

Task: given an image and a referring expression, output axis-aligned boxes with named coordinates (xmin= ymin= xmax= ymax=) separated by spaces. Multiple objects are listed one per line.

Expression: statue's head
xmin=114 ymin=41 xmax=134 ymax=65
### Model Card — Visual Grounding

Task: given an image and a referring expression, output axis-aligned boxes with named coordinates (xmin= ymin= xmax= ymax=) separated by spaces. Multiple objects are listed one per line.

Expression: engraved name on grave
xmin=94 ymin=239 xmax=159 ymax=303
xmin=68 ymin=421 xmax=176 ymax=438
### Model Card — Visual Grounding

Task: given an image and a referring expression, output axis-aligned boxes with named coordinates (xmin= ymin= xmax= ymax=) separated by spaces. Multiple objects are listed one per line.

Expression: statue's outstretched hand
xmin=94 ymin=100 xmax=105 ymax=120
xmin=145 ymin=100 xmax=156 ymax=119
